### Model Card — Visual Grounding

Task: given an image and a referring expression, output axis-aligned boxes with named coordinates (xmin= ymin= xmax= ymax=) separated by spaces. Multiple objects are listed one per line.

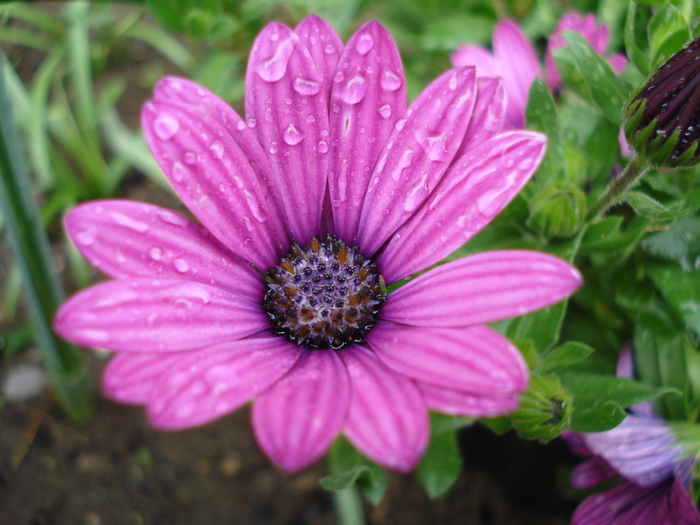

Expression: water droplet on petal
xmin=150 ymin=247 xmax=163 ymax=261
xmin=477 ymin=188 xmax=506 ymax=216
xmin=173 ymin=259 xmax=189 ymax=273
xmin=183 ymin=151 xmax=197 ymax=165
xmin=243 ymin=190 xmax=267 ymax=223
xmin=171 ymin=161 xmax=188 ymax=183
xmin=269 ymin=141 xmax=279 ymax=154
xmin=293 ymin=77 xmax=321 ymax=96
xmin=318 ymin=140 xmax=329 ymax=154
xmin=209 ymin=139 xmax=225 ymax=159
xmin=243 ymin=216 xmax=254 ymax=232
xmin=380 ymin=68 xmax=402 ymax=92
xmin=402 ymin=174 xmax=429 ymax=212
xmin=73 ymin=328 xmax=111 ymax=344
xmin=518 ymin=158 xmax=534 ymax=171
xmin=157 ymin=210 xmax=189 ymax=227
xmin=395 ymin=118 xmax=406 ymax=131
xmin=377 ymin=104 xmax=392 ymax=119
xmin=247 ymin=118 xmax=257 ymax=129
xmin=283 ymin=123 xmax=305 ymax=145
xmin=108 ymin=211 xmax=149 ymax=233
xmin=153 ymin=114 xmax=180 ymax=141
xmin=415 ymin=130 xmax=451 ymax=162
xmin=356 ymin=33 xmax=374 ymax=56
xmin=449 ymin=74 xmax=458 ymax=91
xmin=255 ymin=37 xmax=295 ymax=82
xmin=75 ymin=227 xmax=97 ymax=247
xmin=339 ymin=75 xmax=367 ymax=104
xmin=236 ymin=121 xmax=246 ymax=131
xmin=324 ymin=43 xmax=336 ymax=54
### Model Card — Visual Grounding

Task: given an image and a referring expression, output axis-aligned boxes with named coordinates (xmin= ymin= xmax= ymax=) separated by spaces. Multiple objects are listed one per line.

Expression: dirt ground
xmin=0 ymin=356 xmax=579 ymax=525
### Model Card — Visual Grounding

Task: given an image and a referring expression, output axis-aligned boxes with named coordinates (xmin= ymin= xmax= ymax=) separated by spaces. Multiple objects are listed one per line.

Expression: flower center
xmin=263 ymin=236 xmax=386 ymax=349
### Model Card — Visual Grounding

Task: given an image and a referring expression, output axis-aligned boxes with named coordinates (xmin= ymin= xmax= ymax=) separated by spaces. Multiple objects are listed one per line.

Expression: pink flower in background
xmin=566 ymin=347 xmax=699 ymax=525
xmin=451 ymin=20 xmax=541 ymax=129
xmin=452 ymin=13 xmax=628 ymax=130
xmin=546 ymin=12 xmax=628 ymax=91
xmin=54 ymin=16 xmax=582 ymax=473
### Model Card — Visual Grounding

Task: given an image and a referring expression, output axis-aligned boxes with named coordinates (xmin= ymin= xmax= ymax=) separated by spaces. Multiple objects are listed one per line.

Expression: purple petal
xmin=252 ymin=350 xmax=350 ymax=473
xmin=367 ymin=321 xmax=528 ymax=395
xmin=356 ymin=67 xmax=478 ymax=256
xmin=608 ymin=53 xmax=628 ymax=75
xmin=152 ymin=77 xmax=290 ymax=248
xmin=582 ymin=415 xmax=682 ymax=487
xmin=570 ymin=457 xmax=618 ymax=489
xmin=492 ymin=20 xmax=541 ymax=128
xmin=102 ymin=352 xmax=182 ymax=405
xmin=54 ymin=278 xmax=268 ymax=352
xmin=66 ymin=200 xmax=262 ymax=298
xmin=294 ymin=15 xmax=343 ymax=101
xmin=456 ymin=76 xmax=506 ymax=156
xmin=381 ymin=250 xmax=582 ymax=325
xmin=419 ymin=382 xmax=520 ymax=418
xmin=245 ymin=22 xmax=330 ymax=246
xmin=378 ymin=132 xmax=546 ymax=282
xmin=329 ymin=20 xmax=407 ymax=243
xmin=450 ymin=45 xmax=500 ymax=77
xmin=147 ymin=336 xmax=302 ymax=430
xmin=340 ymin=346 xmax=428 ymax=472
xmin=141 ymin=100 xmax=282 ymax=270
xmin=573 ymin=478 xmax=700 ymax=525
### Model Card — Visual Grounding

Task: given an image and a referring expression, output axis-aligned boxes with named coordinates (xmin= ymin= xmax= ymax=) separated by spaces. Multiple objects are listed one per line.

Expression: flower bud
xmin=624 ymin=36 xmax=700 ymax=167
xmin=510 ymin=374 xmax=572 ymax=442
xmin=527 ymin=182 xmax=586 ymax=239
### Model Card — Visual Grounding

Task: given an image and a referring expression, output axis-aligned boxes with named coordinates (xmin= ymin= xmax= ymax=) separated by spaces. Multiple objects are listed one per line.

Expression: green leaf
xmin=324 ymin=436 xmax=387 ymax=505
xmin=643 ymin=217 xmax=700 ymax=270
xmin=538 ymin=341 xmax=594 ymax=373
xmin=624 ymin=1 xmax=650 ymax=76
xmin=582 ymin=216 xmax=624 ymax=248
xmin=624 ymin=191 xmax=689 ymax=220
xmin=648 ymin=3 xmax=691 ymax=67
xmin=559 ymin=372 xmax=678 ymax=432
xmin=648 ymin=264 xmax=700 ymax=337
xmin=558 ymin=31 xmax=632 ymax=126
xmin=416 ymin=414 xmax=463 ymax=499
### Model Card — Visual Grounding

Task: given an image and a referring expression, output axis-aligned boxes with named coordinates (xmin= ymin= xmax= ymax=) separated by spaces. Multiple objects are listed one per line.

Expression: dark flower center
xmin=263 ymin=236 xmax=386 ymax=349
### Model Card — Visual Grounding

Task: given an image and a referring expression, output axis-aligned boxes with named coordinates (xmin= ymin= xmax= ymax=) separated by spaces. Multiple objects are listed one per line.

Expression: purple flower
xmin=566 ymin=347 xmax=699 ymax=524
xmin=451 ymin=14 xmax=627 ymax=129
xmin=54 ymin=16 xmax=582 ymax=473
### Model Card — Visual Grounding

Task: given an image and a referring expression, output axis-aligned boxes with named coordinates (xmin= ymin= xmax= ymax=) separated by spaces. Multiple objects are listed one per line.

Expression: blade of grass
xmin=0 ymin=54 xmax=93 ymax=423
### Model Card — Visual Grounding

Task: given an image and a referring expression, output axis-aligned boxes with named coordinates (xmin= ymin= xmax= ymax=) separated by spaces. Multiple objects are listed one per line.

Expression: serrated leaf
xmin=559 ymin=31 xmax=632 ymax=126
xmin=643 ymin=217 xmax=700 ymax=270
xmin=538 ymin=341 xmax=594 ymax=373
xmin=624 ymin=190 xmax=689 ymax=220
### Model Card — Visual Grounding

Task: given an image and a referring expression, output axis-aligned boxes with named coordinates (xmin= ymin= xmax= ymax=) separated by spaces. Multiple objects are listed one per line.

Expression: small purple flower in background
xmin=452 ymin=13 xmax=627 ymax=130
xmin=54 ymin=16 xmax=582 ymax=473
xmin=566 ymin=347 xmax=700 ymax=525
xmin=546 ymin=12 xmax=628 ymax=92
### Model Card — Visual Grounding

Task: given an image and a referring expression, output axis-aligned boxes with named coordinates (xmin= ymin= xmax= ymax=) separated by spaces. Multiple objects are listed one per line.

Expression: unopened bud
xmin=511 ymin=374 xmax=572 ymax=442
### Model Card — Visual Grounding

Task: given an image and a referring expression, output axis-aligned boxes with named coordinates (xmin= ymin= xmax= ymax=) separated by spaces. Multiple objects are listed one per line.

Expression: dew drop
xmin=449 ymin=74 xmax=458 ymax=91
xmin=153 ymin=114 xmax=180 ymax=141
xmin=183 ymin=151 xmax=197 ymax=165
xmin=318 ymin=140 xmax=329 ymax=154
xmin=283 ymin=124 xmax=305 ymax=145
xmin=339 ymin=75 xmax=367 ymax=104
xmin=243 ymin=216 xmax=254 ymax=232
xmin=381 ymin=68 xmax=402 ymax=92
xmin=150 ymin=247 xmax=163 ymax=261
xmin=115 ymin=248 xmax=126 ymax=264
xmin=356 ymin=33 xmax=374 ymax=56
xmin=269 ymin=141 xmax=279 ymax=154
xmin=293 ymin=77 xmax=321 ymax=96
xmin=157 ymin=210 xmax=189 ymax=227
xmin=247 ymin=118 xmax=257 ymax=129
xmin=108 ymin=211 xmax=149 ymax=233
xmin=171 ymin=161 xmax=187 ymax=183
xmin=173 ymin=259 xmax=189 ymax=273
xmin=75 ymin=228 xmax=97 ymax=247
xmin=209 ymin=139 xmax=225 ymax=159
xmin=518 ymin=158 xmax=534 ymax=171
xmin=243 ymin=190 xmax=267 ymax=223
xmin=236 ymin=120 xmax=245 ymax=131
xmin=255 ymin=37 xmax=295 ymax=82
xmin=73 ymin=328 xmax=111 ymax=344
xmin=416 ymin=130 xmax=451 ymax=162
xmin=377 ymin=104 xmax=392 ymax=119
xmin=324 ymin=43 xmax=336 ymax=54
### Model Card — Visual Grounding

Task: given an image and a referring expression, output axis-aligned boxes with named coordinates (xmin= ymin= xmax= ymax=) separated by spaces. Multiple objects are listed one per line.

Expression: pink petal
xmin=356 ymin=67 xmax=478 ymax=256
xmin=294 ymin=15 xmax=343 ymax=101
xmin=492 ymin=20 xmax=542 ymax=129
xmin=54 ymin=278 xmax=268 ymax=352
xmin=570 ymin=457 xmax=618 ymax=489
xmin=141 ymin=100 xmax=282 ymax=270
xmin=340 ymin=346 xmax=428 ymax=472
xmin=450 ymin=45 xmax=501 ymax=77
xmin=66 ymin=200 xmax=263 ymax=298
xmin=419 ymin=382 xmax=521 ymax=418
xmin=381 ymin=250 xmax=582 ymax=326
xmin=608 ymin=53 xmax=628 ymax=75
xmin=152 ymin=76 xmax=290 ymax=248
xmin=378 ymin=132 xmax=546 ymax=282
xmin=147 ymin=336 xmax=303 ymax=430
xmin=102 ymin=352 xmax=183 ymax=405
xmin=456 ymin=76 xmax=506 ymax=156
xmin=245 ymin=22 xmax=329 ymax=246
xmin=572 ymin=478 xmax=700 ymax=525
xmin=367 ymin=321 xmax=528 ymax=395
xmin=329 ymin=20 xmax=407 ymax=243
xmin=252 ymin=350 xmax=350 ymax=473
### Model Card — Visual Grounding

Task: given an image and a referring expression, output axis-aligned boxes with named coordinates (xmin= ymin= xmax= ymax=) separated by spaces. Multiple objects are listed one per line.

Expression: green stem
xmin=0 ymin=54 xmax=93 ymax=423
xmin=333 ymin=487 xmax=366 ymax=525
xmin=586 ymin=155 xmax=651 ymax=220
